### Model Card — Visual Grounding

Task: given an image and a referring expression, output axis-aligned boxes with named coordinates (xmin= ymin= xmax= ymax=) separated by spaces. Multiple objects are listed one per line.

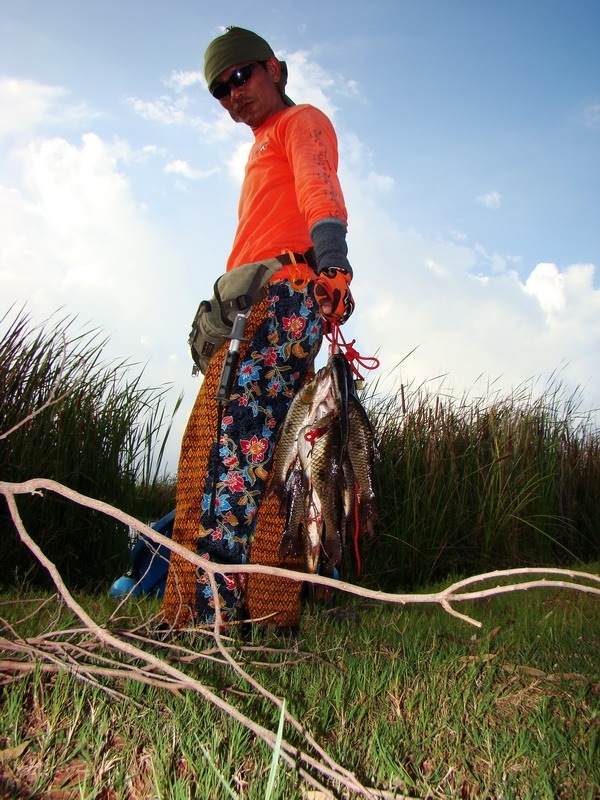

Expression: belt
xmin=276 ymin=248 xmax=317 ymax=269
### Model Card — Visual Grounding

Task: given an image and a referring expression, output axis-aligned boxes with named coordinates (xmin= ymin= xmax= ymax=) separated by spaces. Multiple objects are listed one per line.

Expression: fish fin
xmin=322 ymin=526 xmax=342 ymax=569
xmin=279 ymin=528 xmax=302 ymax=560
xmin=359 ymin=501 xmax=378 ymax=539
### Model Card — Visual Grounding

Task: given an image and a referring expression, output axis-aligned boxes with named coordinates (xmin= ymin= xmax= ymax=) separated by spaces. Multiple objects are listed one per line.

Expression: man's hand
xmin=314 ymin=267 xmax=354 ymax=324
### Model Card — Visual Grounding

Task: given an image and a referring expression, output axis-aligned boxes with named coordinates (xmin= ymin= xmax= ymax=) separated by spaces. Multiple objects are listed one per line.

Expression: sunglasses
xmin=211 ymin=62 xmax=263 ymax=100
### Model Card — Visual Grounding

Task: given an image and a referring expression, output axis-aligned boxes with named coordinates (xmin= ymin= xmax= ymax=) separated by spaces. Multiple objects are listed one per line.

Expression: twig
xmin=208 ymin=567 xmax=374 ymax=797
xmin=1 ymin=475 xmax=598 ymax=799
xmin=2 ymin=478 xmax=598 ymax=629
xmin=1 ymin=488 xmax=382 ymax=798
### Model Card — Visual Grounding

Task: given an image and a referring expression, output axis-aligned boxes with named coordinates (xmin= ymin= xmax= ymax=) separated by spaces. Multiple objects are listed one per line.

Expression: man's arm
xmin=311 ymin=219 xmax=354 ymax=323
xmin=283 ymin=107 xmax=354 ymax=323
xmin=310 ymin=218 xmax=352 ymax=276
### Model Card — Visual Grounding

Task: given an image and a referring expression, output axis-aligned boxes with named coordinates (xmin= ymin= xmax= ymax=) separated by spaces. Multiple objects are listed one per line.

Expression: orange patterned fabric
xmin=244 ymin=487 xmax=304 ymax=628
xmin=159 ymin=295 xmax=304 ymax=629
xmin=158 ymin=325 xmax=228 ymax=629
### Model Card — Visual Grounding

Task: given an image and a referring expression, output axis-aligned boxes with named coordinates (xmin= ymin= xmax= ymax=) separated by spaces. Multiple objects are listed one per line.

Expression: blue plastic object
xmin=109 ymin=575 xmax=139 ymax=598
xmin=110 ymin=509 xmax=175 ymax=599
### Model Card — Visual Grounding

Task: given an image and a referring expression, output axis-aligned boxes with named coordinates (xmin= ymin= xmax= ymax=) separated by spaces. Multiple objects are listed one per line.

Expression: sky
xmin=1 ymin=0 xmax=599 ymax=474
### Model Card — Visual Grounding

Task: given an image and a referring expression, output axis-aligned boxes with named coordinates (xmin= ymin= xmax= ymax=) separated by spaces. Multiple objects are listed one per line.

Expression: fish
xmin=266 ymin=367 xmax=334 ymax=502
xmin=340 ymin=456 xmax=356 ymax=549
xmin=346 ymin=395 xmax=379 ymax=538
xmin=271 ymin=350 xmax=379 ymax=588
xmin=278 ymin=467 xmax=306 ymax=560
xmin=309 ymin=414 xmax=343 ymax=573
xmin=303 ymin=490 xmax=323 ymax=575
xmin=328 ymin=351 xmax=352 ymax=458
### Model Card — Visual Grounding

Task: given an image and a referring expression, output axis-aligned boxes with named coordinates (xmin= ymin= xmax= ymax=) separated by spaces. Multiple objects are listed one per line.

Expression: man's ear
xmin=265 ymin=56 xmax=281 ymax=84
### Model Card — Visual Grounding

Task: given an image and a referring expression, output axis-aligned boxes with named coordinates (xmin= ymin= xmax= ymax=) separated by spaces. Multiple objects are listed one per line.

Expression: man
xmin=160 ymin=26 xmax=353 ymax=631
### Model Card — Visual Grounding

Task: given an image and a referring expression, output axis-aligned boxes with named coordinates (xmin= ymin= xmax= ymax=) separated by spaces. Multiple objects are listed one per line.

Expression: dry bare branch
xmin=2 ymin=478 xmax=598 ymax=628
xmin=0 ymin=484 xmax=390 ymax=798
xmin=1 ymin=475 xmax=598 ymax=798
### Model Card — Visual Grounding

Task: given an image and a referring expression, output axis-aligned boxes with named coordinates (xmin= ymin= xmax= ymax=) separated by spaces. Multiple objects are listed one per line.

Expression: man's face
xmin=214 ymin=57 xmax=287 ymax=129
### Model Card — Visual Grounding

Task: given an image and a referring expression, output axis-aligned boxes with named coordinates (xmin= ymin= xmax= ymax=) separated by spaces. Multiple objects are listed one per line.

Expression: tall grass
xmin=0 ymin=307 xmax=178 ymax=589
xmin=2 ymin=305 xmax=598 ymax=594
xmin=362 ymin=376 xmax=600 ymax=590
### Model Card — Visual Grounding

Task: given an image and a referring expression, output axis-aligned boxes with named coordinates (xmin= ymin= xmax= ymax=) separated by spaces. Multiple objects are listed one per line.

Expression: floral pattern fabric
xmin=195 ymin=278 xmax=322 ymax=622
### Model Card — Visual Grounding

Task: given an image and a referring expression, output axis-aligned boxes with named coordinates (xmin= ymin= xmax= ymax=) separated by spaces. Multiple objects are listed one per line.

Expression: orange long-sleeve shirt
xmin=226 ymin=104 xmax=348 ymax=271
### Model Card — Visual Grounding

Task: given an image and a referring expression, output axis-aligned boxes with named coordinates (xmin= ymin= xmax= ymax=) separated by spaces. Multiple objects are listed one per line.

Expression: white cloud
xmin=365 ymin=171 xmax=395 ymax=193
xmin=476 ymin=190 xmax=502 ymax=209
xmin=127 ymin=94 xmax=192 ymax=126
xmin=0 ymin=77 xmax=97 ymax=140
xmin=92 ymin=138 xmax=165 ymax=167
xmin=2 ymin=131 xmax=188 ymax=346
xmin=524 ymin=261 xmax=600 ymax=328
xmin=343 ymin=79 xmax=360 ymax=97
xmin=283 ymin=51 xmax=339 ymax=119
xmin=343 ymin=168 xmax=600 ymax=417
xmin=525 ymin=262 xmax=566 ymax=314
xmin=0 ymin=114 xmax=216 ymax=470
xmin=340 ymin=133 xmax=395 ymax=195
xmin=473 ymin=243 xmax=509 ymax=275
xmin=164 ymin=159 xmax=218 ymax=180
xmin=165 ymin=70 xmax=204 ymax=92
xmin=0 ymin=78 xmax=65 ymax=137
xmin=341 ymin=132 xmax=370 ymax=167
xmin=126 ymin=92 xmax=236 ymax=143
xmin=226 ymin=141 xmax=252 ymax=183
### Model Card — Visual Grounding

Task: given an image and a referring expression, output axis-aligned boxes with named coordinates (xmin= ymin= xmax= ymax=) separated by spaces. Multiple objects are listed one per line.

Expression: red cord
xmin=325 ymin=323 xmax=380 ymax=381
xmin=322 ymin=322 xmax=377 ymax=576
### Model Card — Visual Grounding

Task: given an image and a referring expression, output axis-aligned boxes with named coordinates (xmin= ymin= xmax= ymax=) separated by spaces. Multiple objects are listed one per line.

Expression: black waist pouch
xmin=188 ymin=257 xmax=285 ymax=375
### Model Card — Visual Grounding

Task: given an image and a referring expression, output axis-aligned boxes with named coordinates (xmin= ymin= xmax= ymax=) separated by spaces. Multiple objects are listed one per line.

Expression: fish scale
xmin=266 ymin=369 xmax=333 ymax=500
xmin=271 ymin=351 xmax=379 ymax=582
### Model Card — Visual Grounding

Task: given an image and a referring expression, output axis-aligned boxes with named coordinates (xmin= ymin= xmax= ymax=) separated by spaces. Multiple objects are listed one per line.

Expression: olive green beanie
xmin=204 ymin=26 xmax=295 ymax=106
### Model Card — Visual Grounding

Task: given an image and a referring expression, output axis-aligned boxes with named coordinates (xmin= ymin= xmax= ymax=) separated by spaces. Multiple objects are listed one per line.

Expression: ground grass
xmin=1 ymin=576 xmax=598 ymax=799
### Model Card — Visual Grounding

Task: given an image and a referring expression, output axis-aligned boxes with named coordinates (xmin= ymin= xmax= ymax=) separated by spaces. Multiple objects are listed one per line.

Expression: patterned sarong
xmin=159 ymin=276 xmax=321 ymax=628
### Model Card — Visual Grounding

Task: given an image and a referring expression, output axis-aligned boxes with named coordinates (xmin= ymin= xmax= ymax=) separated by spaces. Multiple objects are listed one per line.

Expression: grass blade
xmin=197 ymin=740 xmax=240 ymax=800
xmin=264 ymin=700 xmax=285 ymax=800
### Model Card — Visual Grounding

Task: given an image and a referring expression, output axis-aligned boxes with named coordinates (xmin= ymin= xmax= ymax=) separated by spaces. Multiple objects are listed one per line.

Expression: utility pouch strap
xmin=214 ymin=262 xmax=270 ymax=326
xmin=189 ymin=254 xmax=309 ymax=376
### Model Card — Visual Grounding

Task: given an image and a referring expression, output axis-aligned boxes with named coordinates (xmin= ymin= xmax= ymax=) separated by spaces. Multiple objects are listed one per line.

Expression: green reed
xmin=0 ymin=307 xmax=178 ymax=589
xmin=360 ymin=375 xmax=600 ymax=590
xmin=2 ymin=304 xmax=598 ymax=594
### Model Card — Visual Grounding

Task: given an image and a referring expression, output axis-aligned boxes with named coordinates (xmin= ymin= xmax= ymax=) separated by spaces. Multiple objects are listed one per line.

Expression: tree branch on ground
xmin=1 ymin=476 xmax=599 ymax=799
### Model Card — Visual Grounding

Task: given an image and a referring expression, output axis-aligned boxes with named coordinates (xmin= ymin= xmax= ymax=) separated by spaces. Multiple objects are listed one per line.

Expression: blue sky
xmin=1 ymin=0 xmax=599 ymax=471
